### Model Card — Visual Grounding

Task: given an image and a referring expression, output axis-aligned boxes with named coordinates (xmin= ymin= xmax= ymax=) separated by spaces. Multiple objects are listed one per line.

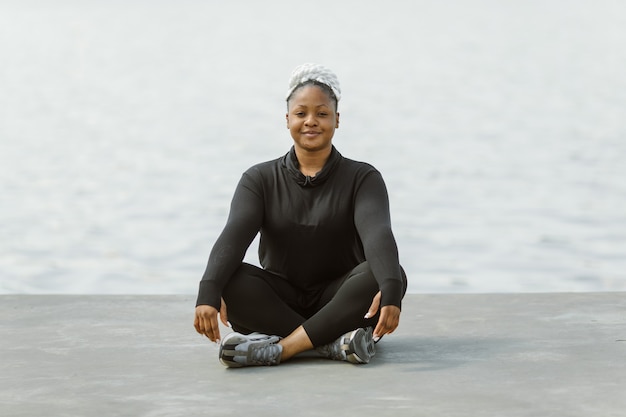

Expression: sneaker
xmin=219 ymin=332 xmax=283 ymax=368
xmin=316 ymin=327 xmax=376 ymax=364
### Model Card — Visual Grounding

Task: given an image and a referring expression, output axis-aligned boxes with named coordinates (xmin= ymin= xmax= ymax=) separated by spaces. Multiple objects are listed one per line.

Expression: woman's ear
xmin=286 ymin=113 xmax=289 ymax=128
xmin=336 ymin=112 xmax=340 ymax=128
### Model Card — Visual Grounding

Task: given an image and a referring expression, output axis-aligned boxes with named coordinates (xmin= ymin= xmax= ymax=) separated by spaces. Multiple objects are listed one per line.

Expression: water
xmin=1 ymin=0 xmax=625 ymax=294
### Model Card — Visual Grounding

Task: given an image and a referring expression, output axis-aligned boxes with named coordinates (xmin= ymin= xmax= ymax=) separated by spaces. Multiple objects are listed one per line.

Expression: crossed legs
xmin=221 ymin=262 xmax=398 ymax=361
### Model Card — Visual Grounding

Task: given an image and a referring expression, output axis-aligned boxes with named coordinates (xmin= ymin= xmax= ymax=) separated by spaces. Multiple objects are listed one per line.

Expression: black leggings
xmin=221 ymin=261 xmax=408 ymax=347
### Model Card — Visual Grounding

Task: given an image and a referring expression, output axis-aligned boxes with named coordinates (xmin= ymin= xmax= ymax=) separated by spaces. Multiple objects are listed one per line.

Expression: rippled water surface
xmin=1 ymin=0 xmax=625 ymax=294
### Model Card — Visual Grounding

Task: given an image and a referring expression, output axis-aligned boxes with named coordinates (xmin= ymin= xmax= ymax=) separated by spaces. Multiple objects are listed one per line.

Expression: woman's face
xmin=286 ymin=85 xmax=339 ymax=154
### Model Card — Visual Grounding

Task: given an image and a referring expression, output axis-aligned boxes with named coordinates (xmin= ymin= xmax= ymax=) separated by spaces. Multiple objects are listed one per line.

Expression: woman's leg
xmin=221 ymin=263 xmax=305 ymax=338
xmin=303 ymin=261 xmax=408 ymax=347
xmin=221 ymin=262 xmax=406 ymax=364
xmin=221 ymin=264 xmax=315 ymax=362
xmin=279 ymin=326 xmax=314 ymax=361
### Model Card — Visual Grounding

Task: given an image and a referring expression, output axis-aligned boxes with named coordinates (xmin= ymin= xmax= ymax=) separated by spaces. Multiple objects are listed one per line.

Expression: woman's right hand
xmin=194 ymin=297 xmax=229 ymax=343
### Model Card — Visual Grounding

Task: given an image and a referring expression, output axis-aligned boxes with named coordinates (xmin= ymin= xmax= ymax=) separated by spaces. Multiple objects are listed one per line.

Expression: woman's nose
xmin=304 ymin=114 xmax=317 ymax=126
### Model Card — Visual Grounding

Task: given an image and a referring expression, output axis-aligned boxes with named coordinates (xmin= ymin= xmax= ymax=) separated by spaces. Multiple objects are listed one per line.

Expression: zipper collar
xmin=282 ymin=146 xmax=342 ymax=187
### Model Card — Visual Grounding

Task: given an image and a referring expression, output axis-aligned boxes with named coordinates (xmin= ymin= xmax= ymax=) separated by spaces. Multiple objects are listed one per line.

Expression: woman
xmin=194 ymin=63 xmax=407 ymax=367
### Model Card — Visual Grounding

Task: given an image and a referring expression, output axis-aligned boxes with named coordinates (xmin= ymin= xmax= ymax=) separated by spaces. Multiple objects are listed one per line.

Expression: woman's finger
xmin=193 ymin=313 xmax=202 ymax=334
xmin=208 ymin=315 xmax=221 ymax=343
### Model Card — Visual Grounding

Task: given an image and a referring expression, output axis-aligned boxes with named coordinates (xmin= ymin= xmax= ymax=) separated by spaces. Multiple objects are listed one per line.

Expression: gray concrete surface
xmin=1 ymin=293 xmax=625 ymax=417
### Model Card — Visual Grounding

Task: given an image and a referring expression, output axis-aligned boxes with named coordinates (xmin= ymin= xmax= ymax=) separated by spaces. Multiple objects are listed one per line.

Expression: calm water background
xmin=1 ymin=0 xmax=625 ymax=294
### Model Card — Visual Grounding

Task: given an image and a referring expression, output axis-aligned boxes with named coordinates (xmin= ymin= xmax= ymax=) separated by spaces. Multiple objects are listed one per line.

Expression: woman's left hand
xmin=365 ymin=291 xmax=401 ymax=341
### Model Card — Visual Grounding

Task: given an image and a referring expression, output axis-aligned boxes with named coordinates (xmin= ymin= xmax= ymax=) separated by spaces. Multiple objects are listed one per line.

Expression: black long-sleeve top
xmin=196 ymin=146 xmax=405 ymax=310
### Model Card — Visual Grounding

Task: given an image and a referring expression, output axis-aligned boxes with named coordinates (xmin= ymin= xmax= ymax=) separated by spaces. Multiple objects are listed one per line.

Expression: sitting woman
xmin=193 ymin=63 xmax=407 ymax=367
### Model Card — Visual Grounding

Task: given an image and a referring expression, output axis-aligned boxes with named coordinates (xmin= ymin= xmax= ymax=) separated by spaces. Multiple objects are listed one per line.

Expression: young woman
xmin=193 ymin=63 xmax=407 ymax=367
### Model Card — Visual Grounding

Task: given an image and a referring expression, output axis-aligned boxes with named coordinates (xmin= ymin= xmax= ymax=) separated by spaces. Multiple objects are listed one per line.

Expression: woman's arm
xmin=353 ymin=170 xmax=404 ymax=308
xmin=195 ymin=172 xmax=264 ymax=309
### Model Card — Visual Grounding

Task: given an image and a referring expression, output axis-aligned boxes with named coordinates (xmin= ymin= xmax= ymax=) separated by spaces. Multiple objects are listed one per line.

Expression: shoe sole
xmin=345 ymin=327 xmax=376 ymax=364
xmin=219 ymin=333 xmax=247 ymax=368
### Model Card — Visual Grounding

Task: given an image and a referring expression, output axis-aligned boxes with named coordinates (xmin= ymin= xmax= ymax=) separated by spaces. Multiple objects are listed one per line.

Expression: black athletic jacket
xmin=196 ymin=146 xmax=404 ymax=310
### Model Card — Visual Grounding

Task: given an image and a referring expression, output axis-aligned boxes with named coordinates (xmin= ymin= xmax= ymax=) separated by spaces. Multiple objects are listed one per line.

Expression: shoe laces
xmin=317 ymin=336 xmax=349 ymax=361
xmin=249 ymin=343 xmax=282 ymax=365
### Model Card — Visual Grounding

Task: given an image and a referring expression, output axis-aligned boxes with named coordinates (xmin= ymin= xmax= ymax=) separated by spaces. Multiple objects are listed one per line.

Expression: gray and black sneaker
xmin=219 ymin=332 xmax=283 ymax=368
xmin=316 ymin=327 xmax=376 ymax=364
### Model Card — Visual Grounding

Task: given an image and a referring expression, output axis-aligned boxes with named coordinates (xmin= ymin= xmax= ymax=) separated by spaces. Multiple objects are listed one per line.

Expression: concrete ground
xmin=1 ymin=293 xmax=625 ymax=417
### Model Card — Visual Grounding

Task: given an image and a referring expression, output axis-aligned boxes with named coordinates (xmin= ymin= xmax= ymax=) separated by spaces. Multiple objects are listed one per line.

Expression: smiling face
xmin=286 ymin=84 xmax=340 ymax=154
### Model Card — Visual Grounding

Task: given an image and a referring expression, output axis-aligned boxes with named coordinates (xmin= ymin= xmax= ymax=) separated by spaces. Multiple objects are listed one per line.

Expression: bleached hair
xmin=285 ymin=63 xmax=341 ymax=104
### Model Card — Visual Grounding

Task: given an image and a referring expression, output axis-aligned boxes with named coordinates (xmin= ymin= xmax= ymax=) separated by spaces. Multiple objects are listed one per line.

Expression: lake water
xmin=1 ymin=0 xmax=625 ymax=295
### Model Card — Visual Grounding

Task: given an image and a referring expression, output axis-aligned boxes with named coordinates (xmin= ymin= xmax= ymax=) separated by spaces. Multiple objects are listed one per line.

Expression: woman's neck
xmin=294 ymin=146 xmax=332 ymax=177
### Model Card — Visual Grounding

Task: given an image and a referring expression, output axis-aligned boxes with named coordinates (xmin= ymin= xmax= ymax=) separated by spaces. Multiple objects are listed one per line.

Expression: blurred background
xmin=1 ymin=0 xmax=625 ymax=294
